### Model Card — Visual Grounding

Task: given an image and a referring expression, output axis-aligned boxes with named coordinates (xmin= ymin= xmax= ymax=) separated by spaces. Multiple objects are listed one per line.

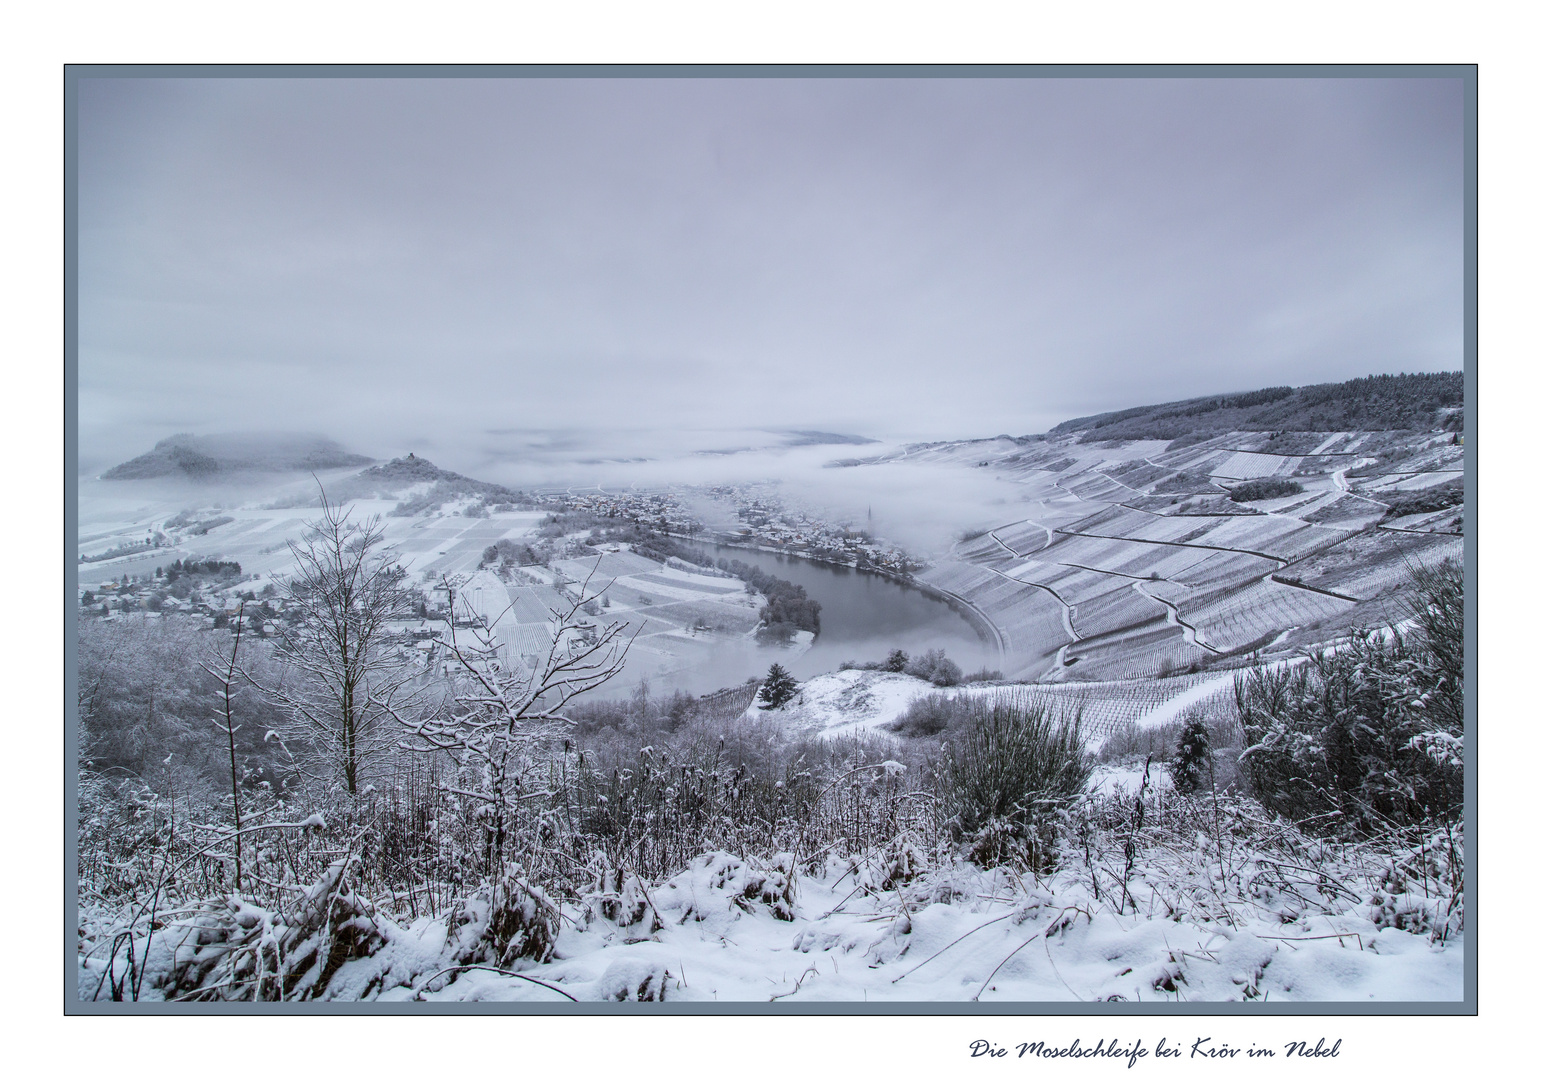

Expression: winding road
xmin=1132 ymin=579 xmax=1220 ymax=653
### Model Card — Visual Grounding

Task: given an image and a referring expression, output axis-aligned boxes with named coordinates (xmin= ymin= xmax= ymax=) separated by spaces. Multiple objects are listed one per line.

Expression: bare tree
xmin=201 ymin=601 xmax=246 ymax=890
xmin=256 ymin=488 xmax=427 ymax=798
xmin=398 ymin=562 xmax=636 ymax=877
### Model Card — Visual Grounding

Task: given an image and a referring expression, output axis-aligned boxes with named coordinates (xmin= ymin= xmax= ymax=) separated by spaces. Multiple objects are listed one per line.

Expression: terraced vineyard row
xmin=1071 ymin=582 xmax=1159 ymax=639
xmin=954 ymin=671 xmax=1230 ymax=740
xmin=926 ymin=415 xmax=1460 ymax=684
xmin=991 ymin=520 xmax=1052 ymax=554
xmin=1285 ymin=531 xmax=1463 ymax=599
xmin=1060 ymin=472 xmax=1130 ymax=502
xmin=1212 ymin=450 xmax=1302 ymax=480
xmin=1063 ymin=620 xmax=1211 ymax=682
xmin=1180 ymin=577 xmax=1352 ymax=653
xmin=923 ymin=561 xmax=1069 ymax=669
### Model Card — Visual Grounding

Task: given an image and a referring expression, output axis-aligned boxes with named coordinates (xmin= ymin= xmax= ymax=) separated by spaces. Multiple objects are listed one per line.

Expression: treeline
xmin=1229 ymin=478 xmax=1304 ymax=503
xmin=841 ymin=647 xmax=978 ymax=689
xmin=283 ymin=455 xmax=532 ymax=515
xmin=391 ymin=480 xmax=530 ymax=517
xmin=164 ymin=510 xmax=237 ymax=535
xmin=716 ymin=558 xmax=821 ymax=641
xmin=1050 ymin=371 xmax=1464 ymax=441
xmin=481 ymin=538 xmax=541 ymax=568
xmin=80 ymin=540 xmax=158 ymax=563
xmin=1382 ymin=479 xmax=1465 ymax=520
xmin=164 ymin=557 xmax=242 ymax=582
xmin=593 ymin=523 xmax=716 ymax=568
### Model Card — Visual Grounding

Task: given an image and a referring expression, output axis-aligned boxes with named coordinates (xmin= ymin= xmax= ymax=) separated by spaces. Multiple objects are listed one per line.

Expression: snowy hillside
xmin=748 ymin=669 xmax=939 ymax=737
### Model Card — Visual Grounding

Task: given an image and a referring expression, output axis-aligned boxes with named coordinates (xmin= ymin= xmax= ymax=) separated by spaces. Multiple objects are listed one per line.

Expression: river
xmin=664 ymin=540 xmax=996 ymax=688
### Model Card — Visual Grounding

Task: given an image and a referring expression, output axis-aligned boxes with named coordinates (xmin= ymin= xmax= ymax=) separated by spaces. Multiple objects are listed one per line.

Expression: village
xmin=693 ymin=483 xmax=923 ymax=574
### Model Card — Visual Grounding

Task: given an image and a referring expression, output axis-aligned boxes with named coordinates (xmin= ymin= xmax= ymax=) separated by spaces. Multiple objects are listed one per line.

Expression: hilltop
xmin=102 ymin=433 xmax=373 ymax=480
xmin=289 ymin=453 xmax=532 ymax=515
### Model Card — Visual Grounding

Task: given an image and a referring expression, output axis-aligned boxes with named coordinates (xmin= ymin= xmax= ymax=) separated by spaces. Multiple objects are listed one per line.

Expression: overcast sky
xmin=76 ymin=74 xmax=1464 ymax=472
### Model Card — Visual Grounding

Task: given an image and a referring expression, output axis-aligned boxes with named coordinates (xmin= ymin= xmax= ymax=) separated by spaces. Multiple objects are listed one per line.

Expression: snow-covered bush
xmin=597 ymin=957 xmax=670 ymax=1001
xmin=557 ymin=721 xmax=944 ymax=884
xmin=88 ymin=856 xmax=392 ymax=1002
xmin=448 ymin=864 xmax=558 ymax=968
xmin=653 ymin=851 xmax=797 ymax=924
xmin=582 ymin=856 xmax=661 ymax=934
xmin=905 ymin=648 xmax=963 ymax=687
xmin=877 ymin=835 xmax=927 ymax=890
xmin=940 ymin=691 xmax=1090 ymax=870
xmin=886 ymin=692 xmax=958 ymax=737
xmin=1170 ymin=716 xmax=1212 ymax=795
xmin=1234 ymin=559 xmax=1463 ymax=834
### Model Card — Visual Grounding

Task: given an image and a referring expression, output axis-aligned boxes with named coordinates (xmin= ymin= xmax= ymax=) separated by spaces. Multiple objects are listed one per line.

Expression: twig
xmin=891 ymin=910 xmax=1017 ymax=984
xmin=1255 ymin=932 xmax=1363 ymax=950
xmin=769 ymin=963 xmax=820 ymax=1002
xmin=413 ymin=963 xmax=577 ymax=1001
xmin=970 ymin=928 xmax=1046 ymax=1001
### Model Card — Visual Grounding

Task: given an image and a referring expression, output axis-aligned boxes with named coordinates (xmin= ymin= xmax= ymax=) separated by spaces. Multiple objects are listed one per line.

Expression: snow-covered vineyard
xmin=917 ymin=421 xmax=1462 ymax=684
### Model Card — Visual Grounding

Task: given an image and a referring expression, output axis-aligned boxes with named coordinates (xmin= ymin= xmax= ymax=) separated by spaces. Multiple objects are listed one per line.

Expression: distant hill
xmin=781 ymin=430 xmax=879 ymax=447
xmin=294 ymin=454 xmax=532 ymax=515
xmin=1050 ymin=372 xmax=1463 ymax=443
xmin=349 ymin=454 xmax=521 ymax=499
xmin=102 ymin=433 xmax=374 ymax=480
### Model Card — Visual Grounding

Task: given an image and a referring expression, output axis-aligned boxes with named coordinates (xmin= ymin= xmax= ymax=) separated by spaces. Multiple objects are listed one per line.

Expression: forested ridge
xmin=1051 ymin=372 xmax=1463 ymax=441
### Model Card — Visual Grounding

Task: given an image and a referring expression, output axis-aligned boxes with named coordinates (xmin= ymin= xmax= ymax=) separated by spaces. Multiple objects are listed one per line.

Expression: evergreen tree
xmin=759 ymin=663 xmax=798 ymax=709
xmin=1171 ymin=716 xmax=1211 ymax=795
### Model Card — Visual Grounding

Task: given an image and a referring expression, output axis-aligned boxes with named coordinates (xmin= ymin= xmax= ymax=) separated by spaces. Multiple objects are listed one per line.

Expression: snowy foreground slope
xmin=80 ymin=828 xmax=1462 ymax=1003
xmin=393 ymin=856 xmax=1462 ymax=1004
xmin=77 ymin=660 xmax=1462 ymax=1004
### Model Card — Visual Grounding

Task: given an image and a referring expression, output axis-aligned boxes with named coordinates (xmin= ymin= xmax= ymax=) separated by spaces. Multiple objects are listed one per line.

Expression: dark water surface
xmin=680 ymin=541 xmax=993 ymax=683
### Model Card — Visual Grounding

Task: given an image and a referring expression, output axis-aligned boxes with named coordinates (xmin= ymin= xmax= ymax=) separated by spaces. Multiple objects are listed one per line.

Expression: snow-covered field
xmin=752 ymin=669 xmax=940 ymax=737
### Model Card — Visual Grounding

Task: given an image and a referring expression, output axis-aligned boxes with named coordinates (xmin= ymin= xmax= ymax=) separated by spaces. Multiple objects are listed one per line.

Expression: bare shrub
xmin=885 ymin=692 xmax=959 ymax=738
xmin=447 ymin=865 xmax=558 ymax=967
xmin=1234 ymin=559 xmax=1463 ymax=834
xmin=940 ymin=691 xmax=1090 ymax=870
